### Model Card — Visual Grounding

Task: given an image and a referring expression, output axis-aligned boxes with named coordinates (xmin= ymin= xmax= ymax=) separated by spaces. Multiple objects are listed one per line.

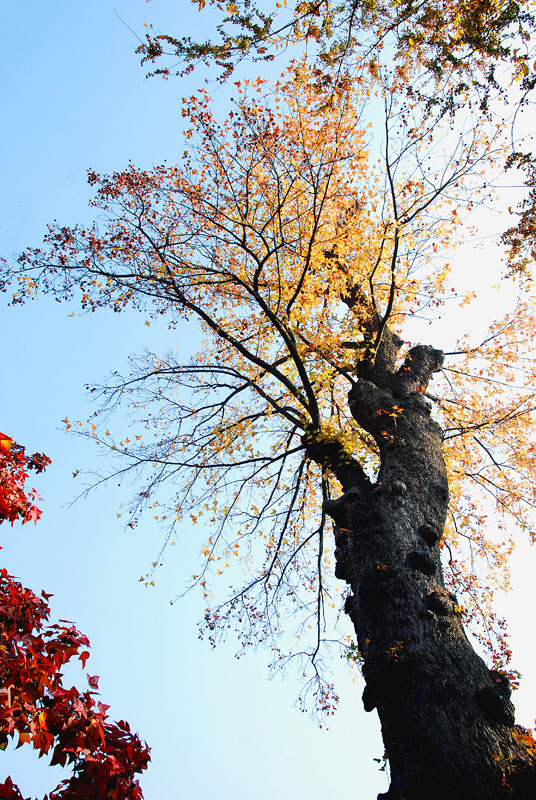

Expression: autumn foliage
xmin=0 ymin=434 xmax=149 ymax=799
xmin=0 ymin=435 xmax=50 ymax=527
xmin=12 ymin=69 xmax=536 ymax=685
xmin=138 ymin=0 xmax=536 ymax=92
xmin=3 ymin=0 xmax=536 ymax=786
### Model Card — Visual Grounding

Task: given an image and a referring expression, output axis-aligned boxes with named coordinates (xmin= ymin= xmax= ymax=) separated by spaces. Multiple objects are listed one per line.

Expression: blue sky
xmin=1 ymin=2 xmax=535 ymax=798
xmin=1 ymin=2 xmax=387 ymax=798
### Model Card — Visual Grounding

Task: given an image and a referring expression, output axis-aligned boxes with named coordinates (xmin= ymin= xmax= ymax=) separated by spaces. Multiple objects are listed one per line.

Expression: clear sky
xmin=1 ymin=2 xmax=534 ymax=799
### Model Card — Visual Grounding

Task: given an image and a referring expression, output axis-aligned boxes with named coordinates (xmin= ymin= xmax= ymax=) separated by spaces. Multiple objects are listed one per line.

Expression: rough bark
xmin=311 ymin=337 xmax=536 ymax=799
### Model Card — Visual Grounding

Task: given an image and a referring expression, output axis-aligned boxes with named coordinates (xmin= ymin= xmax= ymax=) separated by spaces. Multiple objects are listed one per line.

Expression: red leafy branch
xmin=0 ymin=434 xmax=50 ymax=526
xmin=0 ymin=435 xmax=150 ymax=799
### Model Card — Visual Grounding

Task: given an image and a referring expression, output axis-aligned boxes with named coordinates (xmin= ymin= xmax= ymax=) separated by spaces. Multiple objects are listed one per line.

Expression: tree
xmin=0 ymin=434 xmax=150 ymax=799
xmin=3 ymin=30 xmax=536 ymax=800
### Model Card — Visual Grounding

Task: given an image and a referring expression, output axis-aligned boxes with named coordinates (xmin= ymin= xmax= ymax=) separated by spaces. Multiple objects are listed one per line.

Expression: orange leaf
xmin=0 ymin=433 xmax=13 ymax=453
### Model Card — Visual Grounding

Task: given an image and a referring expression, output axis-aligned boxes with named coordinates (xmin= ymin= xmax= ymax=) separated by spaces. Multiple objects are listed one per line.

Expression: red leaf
xmin=87 ymin=673 xmax=100 ymax=689
xmin=79 ymin=650 xmax=90 ymax=668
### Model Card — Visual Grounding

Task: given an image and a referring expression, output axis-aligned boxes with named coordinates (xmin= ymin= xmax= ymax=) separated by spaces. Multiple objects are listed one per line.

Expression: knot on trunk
xmin=391 ymin=345 xmax=444 ymax=398
xmin=344 ymin=593 xmax=356 ymax=616
xmin=489 ymin=670 xmax=512 ymax=700
xmin=475 ymin=685 xmax=515 ymax=726
xmin=473 ymin=670 xmax=514 ymax=727
xmin=418 ymin=523 xmax=441 ymax=546
xmin=362 ymin=684 xmax=376 ymax=712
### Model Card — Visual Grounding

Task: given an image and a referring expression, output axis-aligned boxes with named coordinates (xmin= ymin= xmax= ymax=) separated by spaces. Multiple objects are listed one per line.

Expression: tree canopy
xmin=9 ymin=63 xmax=536 ymax=699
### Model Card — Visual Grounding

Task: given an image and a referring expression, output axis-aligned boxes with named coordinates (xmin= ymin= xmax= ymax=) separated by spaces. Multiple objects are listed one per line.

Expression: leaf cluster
xmin=0 ymin=438 xmax=150 ymax=799
xmin=137 ymin=0 xmax=535 ymax=94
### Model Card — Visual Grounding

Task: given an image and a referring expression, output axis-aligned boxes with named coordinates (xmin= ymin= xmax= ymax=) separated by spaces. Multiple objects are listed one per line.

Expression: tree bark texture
xmin=318 ymin=340 xmax=536 ymax=799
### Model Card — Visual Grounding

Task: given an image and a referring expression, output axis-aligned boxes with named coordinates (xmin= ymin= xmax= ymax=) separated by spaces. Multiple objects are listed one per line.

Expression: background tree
xmin=6 ymin=58 xmax=536 ymax=796
xmin=0 ymin=434 xmax=150 ymax=799
xmin=138 ymin=0 xmax=535 ymax=91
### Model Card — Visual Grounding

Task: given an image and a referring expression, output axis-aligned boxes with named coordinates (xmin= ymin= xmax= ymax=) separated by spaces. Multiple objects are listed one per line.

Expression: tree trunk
xmin=320 ymin=341 xmax=536 ymax=799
